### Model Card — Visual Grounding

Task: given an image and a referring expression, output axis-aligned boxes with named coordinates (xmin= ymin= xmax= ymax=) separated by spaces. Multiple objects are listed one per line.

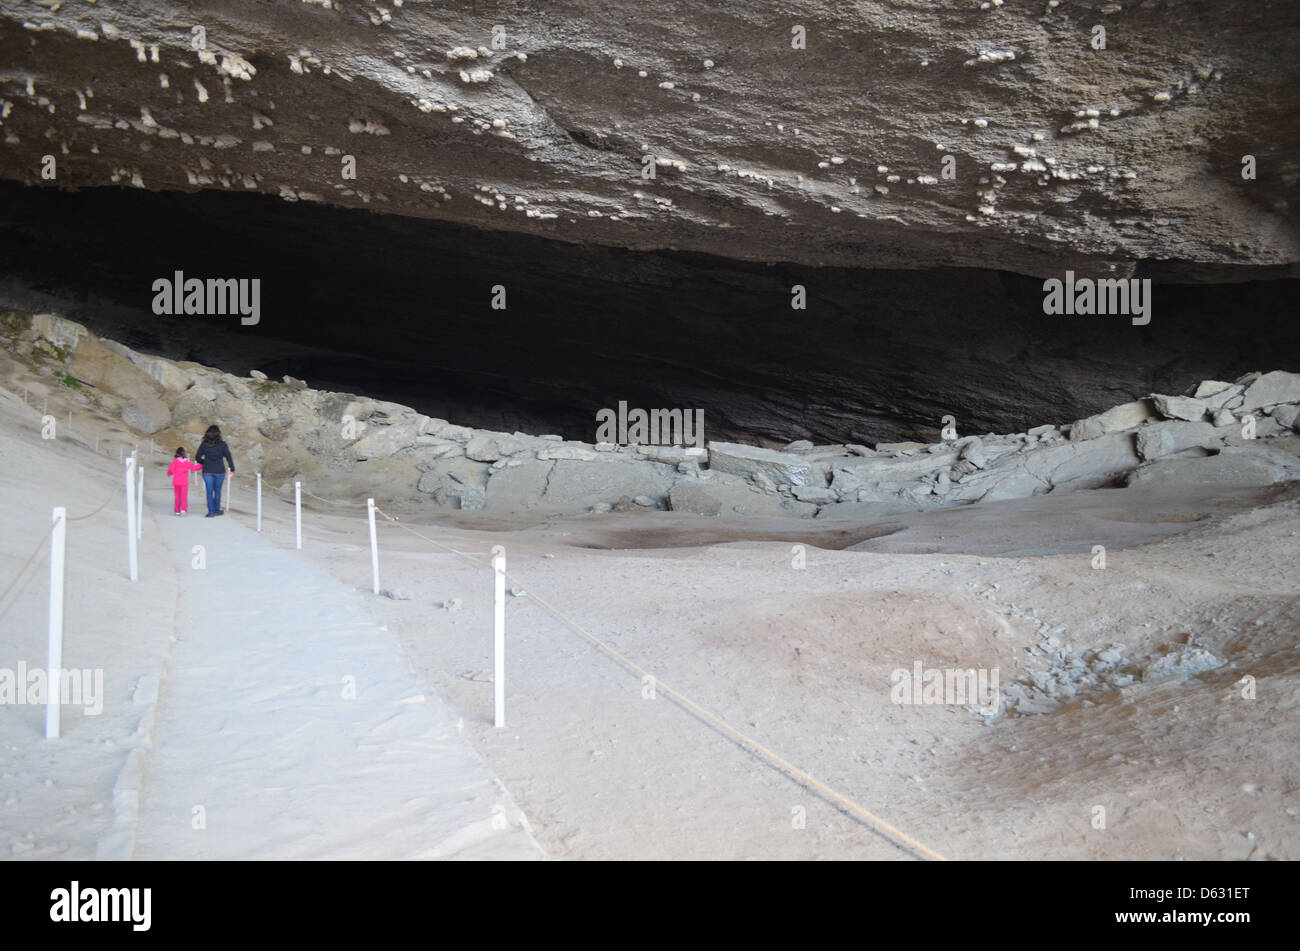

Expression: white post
xmin=46 ymin=507 xmax=66 ymax=740
xmin=125 ymin=457 xmax=138 ymax=582
xmin=367 ymin=499 xmax=380 ymax=595
xmin=493 ymin=551 xmax=506 ymax=729
xmin=256 ymin=473 xmax=263 ymax=533
xmin=136 ymin=463 xmax=144 ymax=540
xmin=225 ymin=468 xmax=232 ymax=513
xmin=294 ymin=481 xmax=302 ymax=549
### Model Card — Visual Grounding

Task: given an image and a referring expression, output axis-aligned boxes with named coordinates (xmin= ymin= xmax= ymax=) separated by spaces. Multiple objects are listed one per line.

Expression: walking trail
xmin=128 ymin=487 xmax=544 ymax=860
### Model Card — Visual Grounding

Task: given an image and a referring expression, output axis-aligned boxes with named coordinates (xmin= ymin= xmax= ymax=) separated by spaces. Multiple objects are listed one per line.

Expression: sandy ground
xmin=2 ymin=363 xmax=1297 ymax=860
xmin=290 ymin=481 xmax=1300 ymax=860
xmin=0 ymin=379 xmax=177 ymax=858
xmin=0 ymin=377 xmax=541 ymax=860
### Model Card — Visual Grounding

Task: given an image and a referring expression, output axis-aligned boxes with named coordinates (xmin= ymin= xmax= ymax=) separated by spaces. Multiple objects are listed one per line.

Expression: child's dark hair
xmin=174 ymin=447 xmax=187 ymax=458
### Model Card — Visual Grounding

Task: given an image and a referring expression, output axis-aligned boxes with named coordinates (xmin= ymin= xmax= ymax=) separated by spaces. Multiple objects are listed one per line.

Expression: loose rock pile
xmin=1000 ymin=639 xmax=1226 ymax=719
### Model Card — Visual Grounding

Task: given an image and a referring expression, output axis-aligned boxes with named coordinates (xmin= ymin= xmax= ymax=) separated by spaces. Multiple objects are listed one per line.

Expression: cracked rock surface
xmin=1 ymin=0 xmax=1297 ymax=278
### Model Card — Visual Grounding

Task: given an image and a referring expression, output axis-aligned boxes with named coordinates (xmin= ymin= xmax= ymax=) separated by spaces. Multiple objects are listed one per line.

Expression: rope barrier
xmin=0 ymin=517 xmax=60 ymax=612
xmin=370 ymin=503 xmax=948 ymax=861
xmin=66 ymin=491 xmax=119 ymax=521
xmin=303 ymin=488 xmax=368 ymax=509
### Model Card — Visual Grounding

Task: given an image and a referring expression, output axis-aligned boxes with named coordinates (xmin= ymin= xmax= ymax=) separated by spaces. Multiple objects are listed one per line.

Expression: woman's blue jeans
xmin=203 ymin=472 xmax=225 ymax=514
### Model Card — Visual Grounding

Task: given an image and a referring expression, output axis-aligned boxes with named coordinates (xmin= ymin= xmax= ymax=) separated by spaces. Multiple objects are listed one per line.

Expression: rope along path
xmin=0 ymin=487 xmax=117 ymax=613
xmin=359 ymin=502 xmax=950 ymax=862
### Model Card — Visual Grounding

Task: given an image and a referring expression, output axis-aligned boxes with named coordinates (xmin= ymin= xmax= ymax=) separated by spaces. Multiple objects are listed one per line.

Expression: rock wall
xmin=1 ymin=0 xmax=1297 ymax=278
xmin=7 ymin=311 xmax=1299 ymax=520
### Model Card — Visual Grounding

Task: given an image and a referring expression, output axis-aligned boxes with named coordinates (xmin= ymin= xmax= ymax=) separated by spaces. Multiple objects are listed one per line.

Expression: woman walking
xmin=195 ymin=424 xmax=235 ymax=517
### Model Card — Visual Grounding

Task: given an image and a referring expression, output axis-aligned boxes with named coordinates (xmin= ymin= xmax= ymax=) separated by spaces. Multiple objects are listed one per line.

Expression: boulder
xmin=1271 ymin=404 xmax=1300 ymax=431
xmin=415 ymin=458 xmax=491 ymax=507
xmin=121 ymin=396 xmax=172 ymax=434
xmin=1191 ymin=381 xmax=1244 ymax=411
xmin=171 ymin=387 xmax=215 ymax=429
xmin=1127 ymin=447 xmax=1300 ymax=488
xmin=636 ymin=445 xmax=708 ymax=466
xmin=833 ymin=448 xmax=961 ymax=483
xmin=1192 ymin=380 xmax=1234 ymax=399
xmin=1240 ymin=371 xmax=1300 ymax=412
xmin=1134 ymin=420 xmax=1220 ymax=461
xmin=1069 ymin=399 xmax=1156 ymax=442
xmin=133 ymin=356 xmax=196 ymax=393
xmin=945 ymin=431 xmax=1141 ymax=502
xmin=456 ymin=485 xmax=486 ymax=511
xmin=421 ymin=418 xmax=475 ymax=443
xmin=1152 ymin=394 xmax=1208 ymax=422
xmin=484 ymin=459 xmax=553 ymax=512
xmin=465 ymin=432 xmax=525 ymax=462
xmin=537 ymin=444 xmax=598 ymax=462
xmin=67 ymin=337 xmax=162 ymax=401
xmin=258 ymin=416 xmax=294 ymax=441
xmin=791 ymin=485 xmax=838 ymax=504
xmin=956 ymin=435 xmax=987 ymax=469
xmin=30 ymin=313 xmax=87 ymax=353
xmin=707 ymin=441 xmax=827 ymax=486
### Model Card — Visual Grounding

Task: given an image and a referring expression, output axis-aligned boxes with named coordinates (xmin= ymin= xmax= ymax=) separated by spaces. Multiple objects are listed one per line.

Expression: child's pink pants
xmin=173 ymin=484 xmax=189 ymax=513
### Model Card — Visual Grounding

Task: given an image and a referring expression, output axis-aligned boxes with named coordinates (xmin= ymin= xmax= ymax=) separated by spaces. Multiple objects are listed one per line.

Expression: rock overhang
xmin=0 ymin=0 xmax=1297 ymax=280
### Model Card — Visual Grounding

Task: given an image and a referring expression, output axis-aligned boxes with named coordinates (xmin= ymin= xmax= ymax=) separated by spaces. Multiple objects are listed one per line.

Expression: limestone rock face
xmin=1 ymin=1 xmax=1297 ymax=278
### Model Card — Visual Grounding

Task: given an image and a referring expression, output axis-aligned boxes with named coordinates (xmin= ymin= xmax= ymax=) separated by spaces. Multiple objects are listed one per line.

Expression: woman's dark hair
xmin=202 ymin=425 xmax=222 ymax=446
xmin=174 ymin=447 xmax=187 ymax=457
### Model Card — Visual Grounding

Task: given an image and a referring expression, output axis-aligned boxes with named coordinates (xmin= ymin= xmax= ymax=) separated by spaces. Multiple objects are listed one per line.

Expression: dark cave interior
xmin=2 ymin=182 xmax=1298 ymax=445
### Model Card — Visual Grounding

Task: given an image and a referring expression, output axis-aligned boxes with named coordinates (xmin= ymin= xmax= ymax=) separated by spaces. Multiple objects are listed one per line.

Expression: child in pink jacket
xmin=167 ymin=448 xmax=204 ymax=515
